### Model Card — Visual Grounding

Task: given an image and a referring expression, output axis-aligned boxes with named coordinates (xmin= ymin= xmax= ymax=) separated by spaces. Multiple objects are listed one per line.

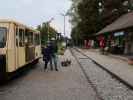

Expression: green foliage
xmin=70 ymin=0 xmax=102 ymax=45
xmin=37 ymin=22 xmax=57 ymax=45
xmin=101 ymin=0 xmax=132 ymax=25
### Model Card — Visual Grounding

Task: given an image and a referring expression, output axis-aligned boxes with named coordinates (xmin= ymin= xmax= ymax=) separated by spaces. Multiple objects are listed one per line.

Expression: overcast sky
xmin=0 ymin=0 xmax=72 ymax=37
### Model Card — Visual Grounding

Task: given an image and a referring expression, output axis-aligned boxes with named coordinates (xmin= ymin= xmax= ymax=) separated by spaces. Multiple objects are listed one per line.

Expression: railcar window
xmin=16 ymin=28 xmax=18 ymax=47
xmin=35 ymin=34 xmax=40 ymax=45
xmin=0 ymin=27 xmax=7 ymax=48
xmin=25 ymin=31 xmax=28 ymax=46
xmin=38 ymin=34 xmax=41 ymax=45
xmin=19 ymin=29 xmax=24 ymax=47
xmin=35 ymin=34 xmax=37 ymax=45
xmin=27 ymin=32 xmax=33 ymax=45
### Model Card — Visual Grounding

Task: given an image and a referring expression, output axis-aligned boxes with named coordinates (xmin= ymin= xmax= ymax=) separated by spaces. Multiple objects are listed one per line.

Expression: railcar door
xmin=34 ymin=34 xmax=41 ymax=59
xmin=25 ymin=31 xmax=35 ymax=63
xmin=17 ymin=28 xmax=26 ymax=68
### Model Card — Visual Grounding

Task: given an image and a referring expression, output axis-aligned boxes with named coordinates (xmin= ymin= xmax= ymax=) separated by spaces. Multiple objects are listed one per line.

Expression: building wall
xmin=124 ymin=31 xmax=133 ymax=55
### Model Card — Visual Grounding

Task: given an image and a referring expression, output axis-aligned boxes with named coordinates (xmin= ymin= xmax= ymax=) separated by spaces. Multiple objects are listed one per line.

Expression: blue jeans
xmin=52 ymin=54 xmax=58 ymax=70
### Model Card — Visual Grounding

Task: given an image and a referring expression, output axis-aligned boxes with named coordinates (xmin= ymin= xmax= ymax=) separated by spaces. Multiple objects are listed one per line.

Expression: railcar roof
xmin=0 ymin=19 xmax=40 ymax=33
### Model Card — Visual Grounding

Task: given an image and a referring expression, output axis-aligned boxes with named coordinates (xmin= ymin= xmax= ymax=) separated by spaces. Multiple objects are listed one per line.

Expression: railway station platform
xmin=79 ymin=48 xmax=133 ymax=89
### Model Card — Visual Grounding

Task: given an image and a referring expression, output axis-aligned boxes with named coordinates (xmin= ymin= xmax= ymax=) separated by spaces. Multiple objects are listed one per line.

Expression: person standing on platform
xmin=42 ymin=43 xmax=53 ymax=71
xmin=51 ymin=39 xmax=59 ymax=71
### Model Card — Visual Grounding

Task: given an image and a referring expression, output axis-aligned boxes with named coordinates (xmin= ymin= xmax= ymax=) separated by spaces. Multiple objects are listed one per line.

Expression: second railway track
xmin=70 ymin=48 xmax=133 ymax=100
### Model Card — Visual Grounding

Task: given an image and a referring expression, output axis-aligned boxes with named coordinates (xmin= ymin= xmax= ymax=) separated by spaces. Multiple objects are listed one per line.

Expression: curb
xmin=75 ymin=48 xmax=133 ymax=90
xmin=82 ymin=48 xmax=128 ymax=62
xmin=108 ymin=54 xmax=128 ymax=62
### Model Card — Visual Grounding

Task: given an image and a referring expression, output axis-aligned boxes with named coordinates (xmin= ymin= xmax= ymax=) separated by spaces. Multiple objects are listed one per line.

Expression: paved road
xmin=0 ymin=50 xmax=99 ymax=100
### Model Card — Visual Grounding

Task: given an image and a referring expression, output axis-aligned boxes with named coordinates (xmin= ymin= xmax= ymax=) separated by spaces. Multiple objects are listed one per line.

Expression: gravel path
xmin=0 ymin=49 xmax=100 ymax=100
xmin=72 ymin=48 xmax=133 ymax=100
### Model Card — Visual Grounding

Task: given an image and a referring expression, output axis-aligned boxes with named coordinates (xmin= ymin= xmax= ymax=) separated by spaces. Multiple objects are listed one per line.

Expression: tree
xmin=100 ymin=0 xmax=133 ymax=25
xmin=37 ymin=22 xmax=57 ymax=45
xmin=69 ymin=0 xmax=102 ymax=45
xmin=77 ymin=0 xmax=102 ymax=35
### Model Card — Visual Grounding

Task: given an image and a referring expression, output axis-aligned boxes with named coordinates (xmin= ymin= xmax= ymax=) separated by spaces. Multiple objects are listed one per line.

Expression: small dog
xmin=61 ymin=59 xmax=71 ymax=67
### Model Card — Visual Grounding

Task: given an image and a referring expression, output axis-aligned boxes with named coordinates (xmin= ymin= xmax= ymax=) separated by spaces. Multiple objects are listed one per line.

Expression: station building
xmin=96 ymin=11 xmax=133 ymax=55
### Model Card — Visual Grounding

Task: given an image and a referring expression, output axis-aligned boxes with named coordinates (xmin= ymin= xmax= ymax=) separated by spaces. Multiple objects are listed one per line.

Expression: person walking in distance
xmin=42 ymin=43 xmax=53 ymax=71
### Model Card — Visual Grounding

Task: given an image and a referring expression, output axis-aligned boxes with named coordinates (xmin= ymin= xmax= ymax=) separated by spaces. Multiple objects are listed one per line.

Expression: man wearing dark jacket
xmin=42 ymin=44 xmax=53 ymax=71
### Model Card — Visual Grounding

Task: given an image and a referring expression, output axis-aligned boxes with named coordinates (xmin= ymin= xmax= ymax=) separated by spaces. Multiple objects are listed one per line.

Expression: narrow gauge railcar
xmin=0 ymin=19 xmax=41 ymax=81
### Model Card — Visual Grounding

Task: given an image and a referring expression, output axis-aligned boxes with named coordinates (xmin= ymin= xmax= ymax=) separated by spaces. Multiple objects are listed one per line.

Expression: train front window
xmin=0 ymin=27 xmax=6 ymax=48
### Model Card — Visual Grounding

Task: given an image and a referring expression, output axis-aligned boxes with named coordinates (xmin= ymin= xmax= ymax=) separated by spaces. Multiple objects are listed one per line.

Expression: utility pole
xmin=60 ymin=12 xmax=68 ymax=47
xmin=60 ymin=13 xmax=67 ymax=36
xmin=63 ymin=15 xmax=66 ymax=36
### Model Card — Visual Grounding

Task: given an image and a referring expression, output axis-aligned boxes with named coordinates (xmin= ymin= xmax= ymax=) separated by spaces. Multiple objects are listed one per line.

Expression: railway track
xmin=70 ymin=48 xmax=133 ymax=100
